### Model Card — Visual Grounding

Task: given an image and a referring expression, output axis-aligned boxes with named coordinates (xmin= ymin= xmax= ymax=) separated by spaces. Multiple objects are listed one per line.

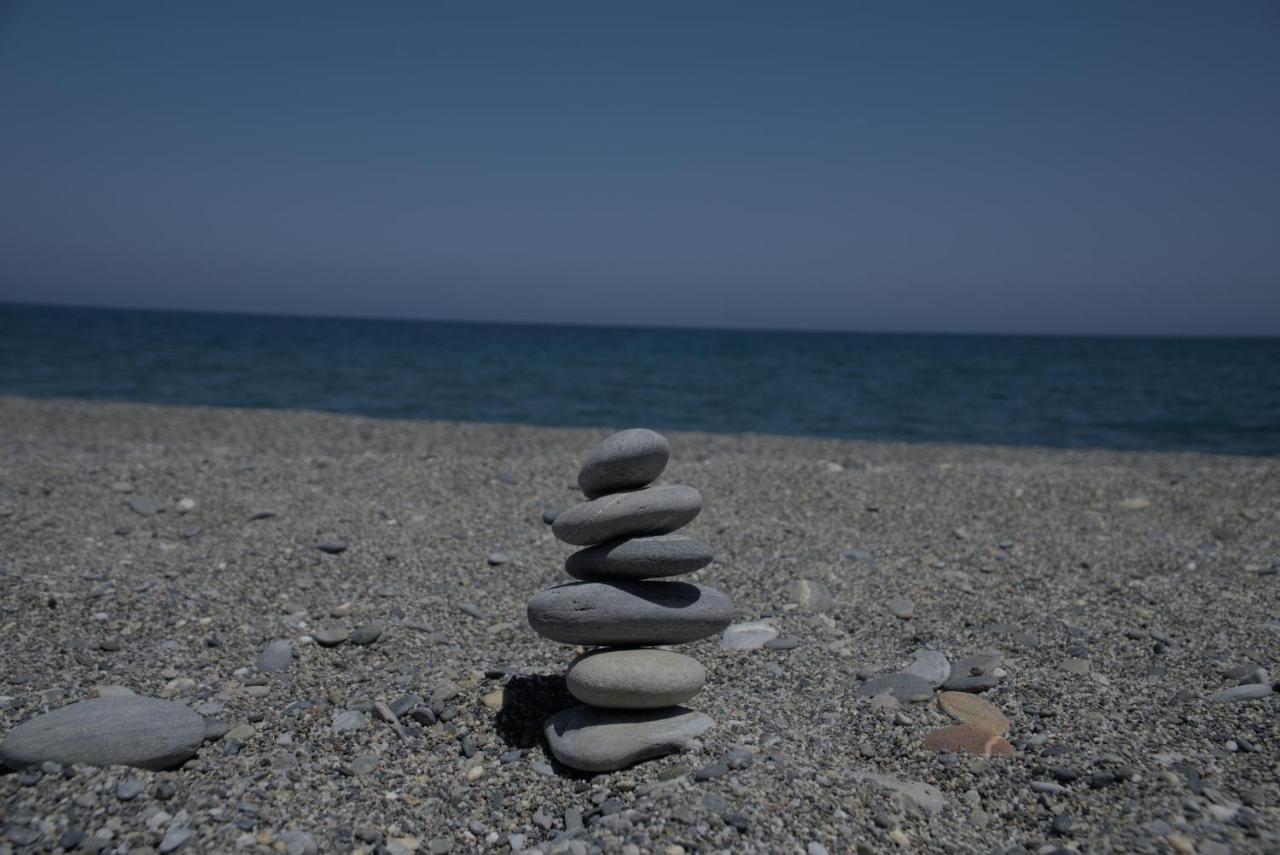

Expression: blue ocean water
xmin=1 ymin=303 xmax=1277 ymax=455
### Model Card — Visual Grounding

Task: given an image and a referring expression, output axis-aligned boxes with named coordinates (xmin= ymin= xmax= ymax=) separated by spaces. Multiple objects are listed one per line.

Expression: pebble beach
xmin=1 ymin=395 xmax=1277 ymax=853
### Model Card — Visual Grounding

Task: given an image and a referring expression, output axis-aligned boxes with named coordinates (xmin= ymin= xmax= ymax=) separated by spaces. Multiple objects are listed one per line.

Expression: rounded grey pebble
xmin=902 ymin=649 xmax=951 ymax=688
xmin=313 ymin=627 xmax=350 ymax=647
xmin=577 ymin=428 xmax=670 ymax=498
xmin=0 ymin=696 xmax=206 ymax=770
xmin=552 ymin=485 xmax=702 ymax=546
xmin=528 ymin=581 xmax=733 ymax=646
xmin=543 ymin=704 xmax=713 ymax=772
xmin=784 ymin=579 xmax=834 ymax=612
xmin=565 ymin=535 xmax=714 ymax=581
xmin=350 ymin=625 xmax=383 ymax=646
xmin=566 ymin=648 xmax=706 ymax=709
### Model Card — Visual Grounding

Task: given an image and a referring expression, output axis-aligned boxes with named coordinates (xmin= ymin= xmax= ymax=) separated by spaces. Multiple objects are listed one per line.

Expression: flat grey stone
xmin=276 ymin=831 xmax=317 ymax=855
xmin=942 ymin=673 xmax=1002 ymax=692
xmin=565 ymin=535 xmax=714 ymax=581
xmin=849 ymin=771 xmax=948 ymax=817
xmin=127 ymin=496 xmax=161 ymax=516
xmin=313 ymin=627 xmax=350 ymax=647
xmin=1206 ymin=684 xmax=1273 ymax=702
xmin=544 ymin=705 xmax=713 ymax=772
xmin=350 ymin=625 xmax=383 ymax=646
xmin=116 ymin=779 xmax=145 ymax=800
xmin=857 ymin=672 xmax=934 ymax=703
xmin=528 ymin=581 xmax=733 ymax=646
xmin=783 ymin=579 xmax=833 ymax=612
xmin=160 ymin=827 xmax=193 ymax=853
xmin=256 ymin=640 xmax=292 ymax=672
xmin=953 ymin=650 xmax=1003 ymax=676
xmin=0 ymin=696 xmax=205 ymax=770
xmin=577 ymin=428 xmax=671 ymax=498
xmin=720 ymin=621 xmax=779 ymax=650
xmin=552 ymin=485 xmax=702 ymax=547
xmin=902 ymin=649 xmax=951 ymax=688
xmin=314 ymin=538 xmax=347 ymax=554
xmin=567 ymin=648 xmax=705 ymax=709
xmin=885 ymin=597 xmax=915 ymax=619
xmin=332 ymin=710 xmax=368 ymax=733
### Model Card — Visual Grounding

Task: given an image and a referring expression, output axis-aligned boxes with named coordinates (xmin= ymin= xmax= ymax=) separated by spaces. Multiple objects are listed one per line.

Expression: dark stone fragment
xmin=315 ymin=538 xmax=348 ymax=554
xmin=942 ymin=674 xmax=1001 ymax=693
xmin=1088 ymin=771 xmax=1118 ymax=788
xmin=58 ymin=830 xmax=86 ymax=850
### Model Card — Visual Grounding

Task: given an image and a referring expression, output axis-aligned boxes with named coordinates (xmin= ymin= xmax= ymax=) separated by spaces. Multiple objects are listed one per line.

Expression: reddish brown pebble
xmin=937 ymin=691 xmax=1011 ymax=735
xmin=923 ymin=724 xmax=1015 ymax=757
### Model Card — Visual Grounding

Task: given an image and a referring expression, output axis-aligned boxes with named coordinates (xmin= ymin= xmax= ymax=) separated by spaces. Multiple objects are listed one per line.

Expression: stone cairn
xmin=527 ymin=428 xmax=734 ymax=772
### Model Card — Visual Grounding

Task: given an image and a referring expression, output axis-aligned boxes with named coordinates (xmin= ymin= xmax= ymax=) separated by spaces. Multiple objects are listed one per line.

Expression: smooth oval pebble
xmin=902 ymin=649 xmax=951 ymax=688
xmin=783 ymin=579 xmax=833 ymax=612
xmin=720 ymin=621 xmax=779 ymax=650
xmin=577 ymin=428 xmax=671 ymax=498
xmin=0 ymin=696 xmax=206 ymax=770
xmin=923 ymin=724 xmax=1015 ymax=757
xmin=937 ymin=691 xmax=1011 ymax=734
xmin=567 ymin=648 xmax=705 ymax=708
xmin=527 ymin=581 xmax=733 ymax=646
xmin=544 ymin=704 xmax=713 ymax=772
xmin=552 ymin=485 xmax=702 ymax=547
xmin=565 ymin=535 xmax=713 ymax=581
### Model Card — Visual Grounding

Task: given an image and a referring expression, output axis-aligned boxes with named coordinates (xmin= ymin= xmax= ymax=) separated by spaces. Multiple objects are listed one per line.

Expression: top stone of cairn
xmin=577 ymin=428 xmax=671 ymax=498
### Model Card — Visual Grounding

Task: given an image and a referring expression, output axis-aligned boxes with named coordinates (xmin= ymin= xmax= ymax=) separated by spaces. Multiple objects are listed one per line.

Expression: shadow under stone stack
xmin=528 ymin=428 xmax=734 ymax=772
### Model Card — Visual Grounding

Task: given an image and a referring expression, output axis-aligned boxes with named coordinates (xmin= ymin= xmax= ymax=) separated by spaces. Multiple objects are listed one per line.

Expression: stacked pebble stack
xmin=528 ymin=428 xmax=734 ymax=772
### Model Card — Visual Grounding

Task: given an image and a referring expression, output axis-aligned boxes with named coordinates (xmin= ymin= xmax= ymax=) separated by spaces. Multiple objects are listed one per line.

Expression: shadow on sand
xmin=493 ymin=673 xmax=599 ymax=779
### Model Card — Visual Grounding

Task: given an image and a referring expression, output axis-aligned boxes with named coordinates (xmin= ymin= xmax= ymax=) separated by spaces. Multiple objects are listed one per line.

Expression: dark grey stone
xmin=350 ymin=625 xmax=383 ymax=646
xmin=942 ymin=674 xmax=1002 ymax=693
xmin=1206 ymin=684 xmax=1273 ymax=702
xmin=0 ymin=696 xmax=205 ymax=770
xmin=543 ymin=704 xmax=713 ymax=772
xmin=527 ymin=581 xmax=733 ymax=645
xmin=577 ymin=428 xmax=670 ymax=498
xmin=314 ymin=538 xmax=347 ymax=554
xmin=552 ymin=485 xmax=702 ymax=546
xmin=565 ymin=535 xmax=713 ymax=581
xmin=313 ymin=627 xmax=350 ymax=647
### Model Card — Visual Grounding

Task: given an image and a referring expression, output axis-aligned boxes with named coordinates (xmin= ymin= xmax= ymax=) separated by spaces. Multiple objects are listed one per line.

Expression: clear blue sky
xmin=2 ymin=1 xmax=1278 ymax=334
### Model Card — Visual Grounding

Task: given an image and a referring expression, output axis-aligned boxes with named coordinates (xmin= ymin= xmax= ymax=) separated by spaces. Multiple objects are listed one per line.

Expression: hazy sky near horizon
xmin=2 ymin=2 xmax=1279 ymax=335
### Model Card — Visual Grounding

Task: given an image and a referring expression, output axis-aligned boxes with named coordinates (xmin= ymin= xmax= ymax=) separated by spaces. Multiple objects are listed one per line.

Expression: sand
xmin=0 ymin=396 xmax=1277 ymax=853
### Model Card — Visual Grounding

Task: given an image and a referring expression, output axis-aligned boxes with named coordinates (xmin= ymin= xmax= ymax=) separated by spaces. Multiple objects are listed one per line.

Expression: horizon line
xmin=2 ymin=297 xmax=1278 ymax=341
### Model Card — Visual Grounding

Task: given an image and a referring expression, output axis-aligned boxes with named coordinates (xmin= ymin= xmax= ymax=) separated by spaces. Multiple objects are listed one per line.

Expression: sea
xmin=2 ymin=303 xmax=1278 ymax=455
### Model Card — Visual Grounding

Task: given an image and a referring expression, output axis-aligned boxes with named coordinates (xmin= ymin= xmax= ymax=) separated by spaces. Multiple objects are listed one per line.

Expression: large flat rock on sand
xmin=0 ymin=696 xmax=206 ymax=770
xmin=544 ymin=705 xmax=714 ymax=772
